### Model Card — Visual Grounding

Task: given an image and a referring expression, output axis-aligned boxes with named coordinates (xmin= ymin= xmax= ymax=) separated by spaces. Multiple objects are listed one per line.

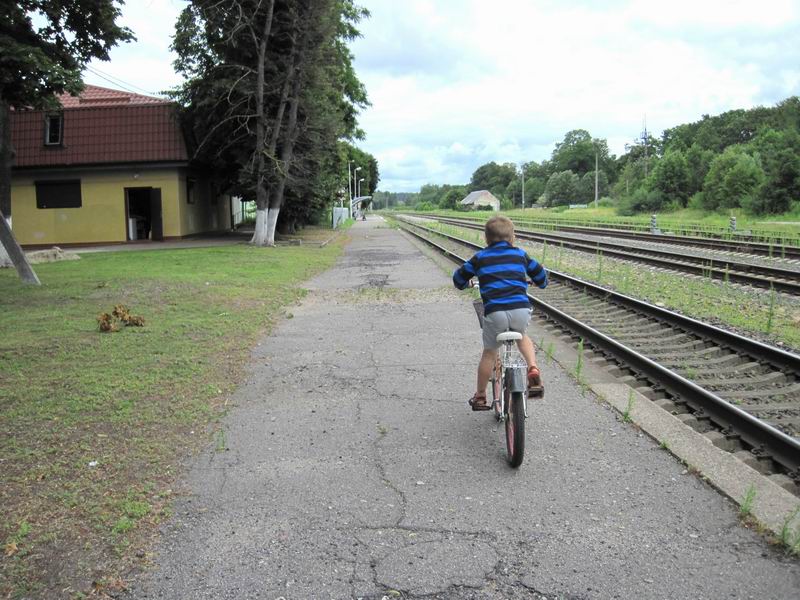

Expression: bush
xmin=597 ymin=197 xmax=615 ymax=208
xmin=687 ymin=192 xmax=705 ymax=211
xmin=414 ymin=201 xmax=436 ymax=211
xmin=618 ymin=188 xmax=665 ymax=215
xmin=702 ymin=147 xmax=765 ymax=211
xmin=500 ymin=198 xmax=514 ymax=210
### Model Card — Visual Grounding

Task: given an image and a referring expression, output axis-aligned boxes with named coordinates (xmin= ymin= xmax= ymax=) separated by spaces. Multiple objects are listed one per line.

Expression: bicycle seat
xmin=496 ymin=331 xmax=523 ymax=342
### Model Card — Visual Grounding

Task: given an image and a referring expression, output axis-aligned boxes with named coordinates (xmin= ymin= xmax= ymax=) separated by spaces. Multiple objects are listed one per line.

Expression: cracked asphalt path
xmin=126 ymin=217 xmax=800 ymax=599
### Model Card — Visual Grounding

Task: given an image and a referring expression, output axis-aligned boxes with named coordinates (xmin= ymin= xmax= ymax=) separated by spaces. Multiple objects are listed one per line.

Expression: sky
xmin=83 ymin=0 xmax=800 ymax=192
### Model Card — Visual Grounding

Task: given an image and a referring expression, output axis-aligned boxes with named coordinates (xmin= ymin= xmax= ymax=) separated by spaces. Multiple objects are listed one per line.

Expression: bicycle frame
xmin=493 ymin=340 xmax=528 ymax=419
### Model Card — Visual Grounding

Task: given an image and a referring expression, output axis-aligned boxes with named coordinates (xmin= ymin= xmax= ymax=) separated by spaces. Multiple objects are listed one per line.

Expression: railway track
xmin=395 ymin=217 xmax=800 ymax=493
xmin=422 ymin=212 xmax=800 ymax=260
xmin=413 ymin=214 xmax=800 ymax=295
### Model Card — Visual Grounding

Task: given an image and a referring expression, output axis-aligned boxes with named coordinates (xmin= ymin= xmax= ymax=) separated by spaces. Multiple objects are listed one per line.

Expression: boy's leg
xmin=477 ymin=348 xmax=498 ymax=396
xmin=516 ymin=335 xmax=536 ymax=368
xmin=517 ymin=334 xmax=544 ymax=397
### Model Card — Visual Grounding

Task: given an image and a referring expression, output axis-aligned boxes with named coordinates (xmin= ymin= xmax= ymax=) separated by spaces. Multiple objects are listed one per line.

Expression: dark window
xmin=187 ymin=178 xmax=196 ymax=204
xmin=44 ymin=114 xmax=63 ymax=145
xmin=36 ymin=180 xmax=82 ymax=209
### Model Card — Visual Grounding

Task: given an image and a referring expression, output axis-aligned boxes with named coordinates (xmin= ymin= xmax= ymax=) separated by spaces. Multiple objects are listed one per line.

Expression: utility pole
xmin=594 ymin=151 xmax=599 ymax=208
xmin=521 ymin=164 xmax=525 ymax=209
xmin=643 ymin=115 xmax=649 ymax=179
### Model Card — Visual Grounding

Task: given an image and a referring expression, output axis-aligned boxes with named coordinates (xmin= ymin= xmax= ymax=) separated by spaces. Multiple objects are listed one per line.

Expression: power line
xmin=84 ymin=65 xmax=166 ymax=97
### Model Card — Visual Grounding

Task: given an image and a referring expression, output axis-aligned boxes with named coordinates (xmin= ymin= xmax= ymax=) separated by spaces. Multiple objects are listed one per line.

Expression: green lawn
xmin=0 ymin=239 xmax=342 ymax=598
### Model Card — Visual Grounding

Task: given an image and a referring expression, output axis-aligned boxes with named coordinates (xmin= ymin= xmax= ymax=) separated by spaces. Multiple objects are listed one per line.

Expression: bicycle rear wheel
xmin=505 ymin=391 xmax=525 ymax=468
xmin=492 ymin=357 xmax=503 ymax=421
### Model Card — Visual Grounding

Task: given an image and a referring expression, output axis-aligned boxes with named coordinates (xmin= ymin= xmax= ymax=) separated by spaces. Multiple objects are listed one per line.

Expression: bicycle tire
xmin=492 ymin=357 xmax=503 ymax=421
xmin=505 ymin=391 xmax=525 ymax=468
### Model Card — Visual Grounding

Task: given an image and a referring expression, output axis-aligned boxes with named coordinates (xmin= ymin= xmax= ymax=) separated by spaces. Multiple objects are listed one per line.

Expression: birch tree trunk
xmin=248 ymin=0 xmax=276 ymax=246
xmin=265 ymin=36 xmax=305 ymax=247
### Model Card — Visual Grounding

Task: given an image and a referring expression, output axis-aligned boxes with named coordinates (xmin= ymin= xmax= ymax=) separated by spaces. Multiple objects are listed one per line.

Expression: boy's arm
xmin=452 ymin=255 xmax=479 ymax=290
xmin=525 ymin=253 xmax=548 ymax=289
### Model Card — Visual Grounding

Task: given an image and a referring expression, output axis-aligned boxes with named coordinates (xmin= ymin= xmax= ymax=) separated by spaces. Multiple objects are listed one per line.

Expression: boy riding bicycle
xmin=453 ymin=215 xmax=548 ymax=411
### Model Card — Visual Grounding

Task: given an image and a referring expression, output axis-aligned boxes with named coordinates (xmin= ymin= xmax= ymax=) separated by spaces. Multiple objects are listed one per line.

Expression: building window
xmin=35 ymin=180 xmax=82 ymax=209
xmin=44 ymin=113 xmax=63 ymax=146
xmin=187 ymin=178 xmax=196 ymax=204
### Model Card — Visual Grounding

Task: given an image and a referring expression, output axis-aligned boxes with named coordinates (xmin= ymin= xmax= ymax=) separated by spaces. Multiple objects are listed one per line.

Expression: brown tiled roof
xmin=57 ymin=84 xmax=169 ymax=108
xmin=11 ymin=85 xmax=189 ymax=168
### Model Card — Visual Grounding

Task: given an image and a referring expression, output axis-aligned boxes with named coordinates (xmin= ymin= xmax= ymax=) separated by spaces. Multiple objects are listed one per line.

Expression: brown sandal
xmin=469 ymin=393 xmax=491 ymax=411
xmin=527 ymin=366 xmax=544 ymax=398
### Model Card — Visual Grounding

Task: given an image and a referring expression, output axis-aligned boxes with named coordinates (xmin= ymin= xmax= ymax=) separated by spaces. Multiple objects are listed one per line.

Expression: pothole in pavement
xmin=364 ymin=274 xmax=389 ymax=288
xmin=374 ymin=539 xmax=497 ymax=595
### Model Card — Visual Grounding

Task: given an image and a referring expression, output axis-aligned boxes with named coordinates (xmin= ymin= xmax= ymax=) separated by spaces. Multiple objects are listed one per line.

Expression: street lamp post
xmin=347 ymin=161 xmax=353 ymax=205
xmin=358 ymin=177 xmax=365 ymax=198
xmin=353 ymin=166 xmax=362 ymax=201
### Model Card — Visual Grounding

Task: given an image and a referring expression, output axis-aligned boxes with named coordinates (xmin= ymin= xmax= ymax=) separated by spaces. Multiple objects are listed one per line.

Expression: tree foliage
xmin=649 ymin=148 xmax=690 ymax=207
xmin=171 ymin=0 xmax=371 ymax=241
xmin=0 ymin=1 xmax=132 ymax=281
xmin=545 ymin=171 xmax=580 ymax=206
xmin=702 ymin=147 xmax=765 ymax=211
xmin=405 ymin=97 xmax=798 ymax=217
xmin=469 ymin=161 xmax=517 ymax=198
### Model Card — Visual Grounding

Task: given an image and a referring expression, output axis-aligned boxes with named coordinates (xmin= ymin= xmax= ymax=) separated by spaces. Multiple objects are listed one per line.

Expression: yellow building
xmin=10 ymin=85 xmax=232 ymax=247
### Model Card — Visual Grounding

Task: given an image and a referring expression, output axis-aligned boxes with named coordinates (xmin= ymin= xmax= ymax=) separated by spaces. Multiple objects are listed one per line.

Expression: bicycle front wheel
xmin=505 ymin=391 xmax=525 ymax=468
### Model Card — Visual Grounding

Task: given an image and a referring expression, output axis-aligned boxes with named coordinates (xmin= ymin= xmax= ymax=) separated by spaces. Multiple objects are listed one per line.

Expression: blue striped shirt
xmin=453 ymin=241 xmax=547 ymax=314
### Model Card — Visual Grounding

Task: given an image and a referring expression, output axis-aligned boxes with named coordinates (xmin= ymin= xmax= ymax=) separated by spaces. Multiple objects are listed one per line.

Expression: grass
xmin=740 ymin=484 xmax=757 ymax=517
xmin=0 ymin=239 xmax=343 ymax=598
xmin=779 ymin=507 xmax=800 ymax=556
xmin=622 ymin=389 xmax=635 ymax=423
xmin=422 ymin=206 xmax=800 ymax=243
xmin=574 ymin=338 xmax=585 ymax=383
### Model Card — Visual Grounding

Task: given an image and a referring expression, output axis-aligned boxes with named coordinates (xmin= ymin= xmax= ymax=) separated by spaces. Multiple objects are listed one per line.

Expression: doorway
xmin=125 ymin=187 xmax=163 ymax=241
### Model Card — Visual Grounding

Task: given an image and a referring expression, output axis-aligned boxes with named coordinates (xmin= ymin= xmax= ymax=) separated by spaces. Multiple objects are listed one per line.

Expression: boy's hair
xmin=484 ymin=215 xmax=515 ymax=244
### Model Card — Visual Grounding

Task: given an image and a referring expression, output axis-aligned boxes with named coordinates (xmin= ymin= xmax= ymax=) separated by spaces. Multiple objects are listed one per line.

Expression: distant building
xmin=10 ymin=84 xmax=232 ymax=247
xmin=460 ymin=190 xmax=500 ymax=211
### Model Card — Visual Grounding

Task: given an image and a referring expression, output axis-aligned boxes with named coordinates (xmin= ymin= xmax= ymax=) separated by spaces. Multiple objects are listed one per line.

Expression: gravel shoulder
xmin=124 ymin=217 xmax=800 ymax=599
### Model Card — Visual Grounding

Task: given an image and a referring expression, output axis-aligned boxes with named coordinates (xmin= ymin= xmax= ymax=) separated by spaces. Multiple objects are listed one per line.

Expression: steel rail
xmin=422 ymin=215 xmax=800 ymax=295
xmin=418 ymin=212 xmax=800 ymax=259
xmin=398 ymin=218 xmax=800 ymax=475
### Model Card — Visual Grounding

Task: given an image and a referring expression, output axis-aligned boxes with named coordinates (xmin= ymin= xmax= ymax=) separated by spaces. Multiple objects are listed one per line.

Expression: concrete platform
xmin=125 ymin=216 xmax=800 ymax=599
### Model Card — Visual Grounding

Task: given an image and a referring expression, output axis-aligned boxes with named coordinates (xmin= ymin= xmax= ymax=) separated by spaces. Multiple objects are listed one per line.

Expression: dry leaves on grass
xmin=97 ymin=305 xmax=145 ymax=332
xmin=4 ymin=542 xmax=17 ymax=557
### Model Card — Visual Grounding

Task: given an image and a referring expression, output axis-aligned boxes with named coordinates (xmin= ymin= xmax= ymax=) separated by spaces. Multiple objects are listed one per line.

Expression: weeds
xmin=766 ymin=283 xmax=776 ymax=334
xmin=214 ymin=430 xmax=227 ymax=452
xmin=545 ymin=342 xmax=555 ymax=364
xmin=622 ymin=390 xmax=635 ymax=423
xmin=574 ymin=338 xmax=584 ymax=382
xmin=740 ymin=484 xmax=757 ymax=517
xmin=596 ymin=247 xmax=603 ymax=282
xmin=779 ymin=507 xmax=800 ymax=555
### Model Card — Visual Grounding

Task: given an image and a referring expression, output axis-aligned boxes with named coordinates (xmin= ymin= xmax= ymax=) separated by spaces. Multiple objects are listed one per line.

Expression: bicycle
xmin=472 ymin=285 xmax=532 ymax=468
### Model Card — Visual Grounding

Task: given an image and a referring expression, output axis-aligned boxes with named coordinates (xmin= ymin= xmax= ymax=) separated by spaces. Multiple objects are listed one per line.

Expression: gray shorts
xmin=482 ymin=307 xmax=532 ymax=350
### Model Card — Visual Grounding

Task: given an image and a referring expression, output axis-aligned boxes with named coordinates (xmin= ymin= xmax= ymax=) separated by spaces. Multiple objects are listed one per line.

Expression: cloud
xmin=83 ymin=0 xmax=187 ymax=96
xmin=74 ymin=0 xmax=800 ymax=193
xmin=353 ymin=0 xmax=800 ymax=191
